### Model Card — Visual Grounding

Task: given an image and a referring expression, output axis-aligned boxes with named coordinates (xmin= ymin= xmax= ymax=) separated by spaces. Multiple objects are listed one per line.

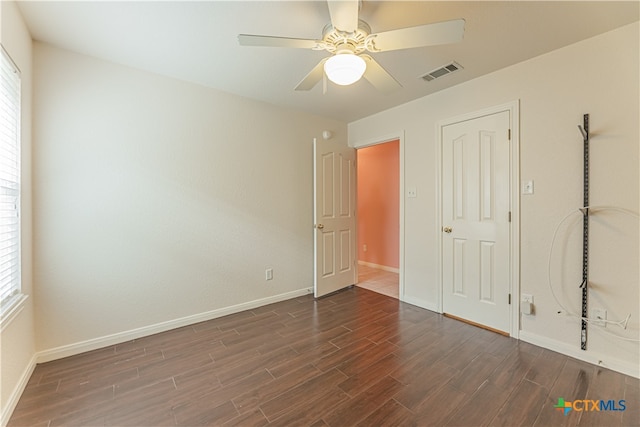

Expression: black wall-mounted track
xmin=580 ymin=113 xmax=590 ymax=350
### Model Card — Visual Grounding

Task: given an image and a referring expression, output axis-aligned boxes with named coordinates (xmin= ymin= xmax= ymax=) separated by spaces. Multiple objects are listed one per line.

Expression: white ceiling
xmin=17 ymin=1 xmax=640 ymax=122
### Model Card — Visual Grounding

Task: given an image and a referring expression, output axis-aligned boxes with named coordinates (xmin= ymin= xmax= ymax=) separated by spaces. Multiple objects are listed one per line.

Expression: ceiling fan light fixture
xmin=324 ymin=53 xmax=366 ymax=86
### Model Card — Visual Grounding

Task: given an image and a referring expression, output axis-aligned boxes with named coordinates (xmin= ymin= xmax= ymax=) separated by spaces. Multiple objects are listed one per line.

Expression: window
xmin=0 ymin=45 xmax=21 ymax=314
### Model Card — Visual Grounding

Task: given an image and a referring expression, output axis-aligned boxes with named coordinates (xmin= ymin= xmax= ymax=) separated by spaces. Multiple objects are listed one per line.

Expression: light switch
xmin=522 ymin=180 xmax=534 ymax=195
xmin=407 ymin=187 xmax=417 ymax=198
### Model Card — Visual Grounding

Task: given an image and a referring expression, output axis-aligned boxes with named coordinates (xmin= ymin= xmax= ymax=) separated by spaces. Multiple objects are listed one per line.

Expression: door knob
xmin=443 ymin=226 xmax=452 ymax=233
xmin=317 ymin=224 xmax=324 ymax=229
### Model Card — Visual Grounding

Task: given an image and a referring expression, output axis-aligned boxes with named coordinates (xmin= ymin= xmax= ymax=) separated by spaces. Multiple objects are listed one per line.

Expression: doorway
xmin=356 ymin=140 xmax=400 ymax=299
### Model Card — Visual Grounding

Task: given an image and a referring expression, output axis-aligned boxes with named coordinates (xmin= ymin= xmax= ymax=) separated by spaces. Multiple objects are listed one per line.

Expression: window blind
xmin=0 ymin=46 xmax=21 ymax=310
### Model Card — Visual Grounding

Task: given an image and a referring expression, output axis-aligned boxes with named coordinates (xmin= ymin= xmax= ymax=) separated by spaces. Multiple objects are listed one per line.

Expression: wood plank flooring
xmin=8 ymin=287 xmax=638 ymax=426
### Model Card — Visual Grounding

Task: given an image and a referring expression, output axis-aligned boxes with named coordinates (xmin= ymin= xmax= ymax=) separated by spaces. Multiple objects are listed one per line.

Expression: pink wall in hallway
xmin=357 ymin=140 xmax=399 ymax=269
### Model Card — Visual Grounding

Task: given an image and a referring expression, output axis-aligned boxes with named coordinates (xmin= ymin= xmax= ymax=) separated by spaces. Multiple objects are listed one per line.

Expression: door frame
xmin=436 ymin=101 xmax=520 ymax=338
xmin=350 ymin=131 xmax=405 ymax=302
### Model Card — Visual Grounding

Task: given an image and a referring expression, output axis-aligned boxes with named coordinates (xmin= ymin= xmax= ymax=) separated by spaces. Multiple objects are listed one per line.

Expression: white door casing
xmin=441 ymin=110 xmax=511 ymax=333
xmin=314 ymin=138 xmax=357 ymax=298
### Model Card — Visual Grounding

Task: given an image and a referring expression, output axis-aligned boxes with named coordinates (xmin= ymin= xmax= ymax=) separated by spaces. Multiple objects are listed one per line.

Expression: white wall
xmin=32 ymin=42 xmax=346 ymax=355
xmin=0 ymin=1 xmax=36 ymax=424
xmin=349 ymin=22 xmax=639 ymax=376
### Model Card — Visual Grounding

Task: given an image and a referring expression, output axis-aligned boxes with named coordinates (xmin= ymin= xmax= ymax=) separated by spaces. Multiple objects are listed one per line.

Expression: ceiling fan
xmin=238 ymin=0 xmax=465 ymax=93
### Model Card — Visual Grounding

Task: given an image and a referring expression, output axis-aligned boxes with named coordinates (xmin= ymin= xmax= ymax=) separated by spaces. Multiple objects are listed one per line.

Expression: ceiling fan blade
xmin=238 ymin=34 xmax=321 ymax=49
xmin=361 ymin=55 xmax=402 ymax=94
xmin=327 ymin=0 xmax=359 ymax=33
xmin=295 ymin=58 xmax=329 ymax=91
xmin=367 ymin=19 xmax=465 ymax=52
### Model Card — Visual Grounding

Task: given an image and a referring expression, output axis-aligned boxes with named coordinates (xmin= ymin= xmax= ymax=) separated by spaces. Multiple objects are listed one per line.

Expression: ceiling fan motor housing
xmin=321 ymin=19 xmax=371 ymax=54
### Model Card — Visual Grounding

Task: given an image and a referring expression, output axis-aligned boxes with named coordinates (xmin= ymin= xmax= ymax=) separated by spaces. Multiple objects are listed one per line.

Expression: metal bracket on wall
xmin=578 ymin=113 xmax=590 ymax=351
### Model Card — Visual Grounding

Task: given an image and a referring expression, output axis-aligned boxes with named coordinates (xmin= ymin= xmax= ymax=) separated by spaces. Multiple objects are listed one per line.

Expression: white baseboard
xmin=1 ymin=353 xmax=37 ymax=427
xmin=358 ymin=261 xmax=399 ymax=274
xmin=519 ymin=330 xmax=640 ymax=379
xmin=400 ymin=295 xmax=440 ymax=313
xmin=36 ymin=288 xmax=312 ymax=364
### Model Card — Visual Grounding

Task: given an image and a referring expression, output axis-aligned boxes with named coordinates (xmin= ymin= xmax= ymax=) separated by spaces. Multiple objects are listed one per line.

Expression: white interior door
xmin=314 ymin=138 xmax=357 ymax=298
xmin=441 ymin=111 xmax=511 ymax=333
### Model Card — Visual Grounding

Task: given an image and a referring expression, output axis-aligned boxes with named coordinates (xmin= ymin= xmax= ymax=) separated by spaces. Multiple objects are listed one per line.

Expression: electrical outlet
xmin=521 ymin=294 xmax=534 ymax=304
xmin=265 ymin=268 xmax=273 ymax=281
xmin=592 ymin=308 xmax=607 ymax=327
xmin=363 ymin=244 xmax=367 ymax=252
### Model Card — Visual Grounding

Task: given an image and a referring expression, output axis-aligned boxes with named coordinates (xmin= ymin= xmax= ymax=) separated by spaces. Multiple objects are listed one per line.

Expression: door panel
xmin=453 ymin=238 xmax=466 ymax=296
xmin=314 ymin=139 xmax=356 ymax=297
xmin=442 ymin=111 xmax=510 ymax=332
xmin=339 ymin=230 xmax=352 ymax=271
xmin=322 ymin=153 xmax=334 ymax=217
xmin=322 ymin=232 xmax=335 ymax=277
xmin=480 ymin=240 xmax=495 ymax=302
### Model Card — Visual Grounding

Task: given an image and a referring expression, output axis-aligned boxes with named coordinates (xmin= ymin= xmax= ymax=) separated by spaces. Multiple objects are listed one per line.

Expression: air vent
xmin=420 ymin=61 xmax=463 ymax=82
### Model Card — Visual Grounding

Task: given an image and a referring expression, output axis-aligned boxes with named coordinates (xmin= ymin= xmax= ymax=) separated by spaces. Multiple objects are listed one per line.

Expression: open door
xmin=313 ymin=138 xmax=357 ymax=298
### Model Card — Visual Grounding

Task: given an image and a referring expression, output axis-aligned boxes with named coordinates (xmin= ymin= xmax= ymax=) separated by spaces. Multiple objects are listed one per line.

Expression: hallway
xmin=357 ymin=264 xmax=399 ymax=299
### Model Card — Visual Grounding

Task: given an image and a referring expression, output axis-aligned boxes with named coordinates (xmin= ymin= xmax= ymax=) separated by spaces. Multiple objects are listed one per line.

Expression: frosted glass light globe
xmin=324 ymin=54 xmax=366 ymax=86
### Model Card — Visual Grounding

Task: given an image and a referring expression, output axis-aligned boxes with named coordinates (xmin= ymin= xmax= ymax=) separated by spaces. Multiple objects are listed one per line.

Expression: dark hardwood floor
xmin=8 ymin=287 xmax=638 ymax=426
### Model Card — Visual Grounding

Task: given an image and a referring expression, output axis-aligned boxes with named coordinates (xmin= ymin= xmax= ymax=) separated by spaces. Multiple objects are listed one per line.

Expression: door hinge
xmin=508 ymin=211 xmax=511 ymax=222
xmin=508 ymin=294 xmax=511 ymax=305
xmin=508 ymin=129 xmax=511 ymax=140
